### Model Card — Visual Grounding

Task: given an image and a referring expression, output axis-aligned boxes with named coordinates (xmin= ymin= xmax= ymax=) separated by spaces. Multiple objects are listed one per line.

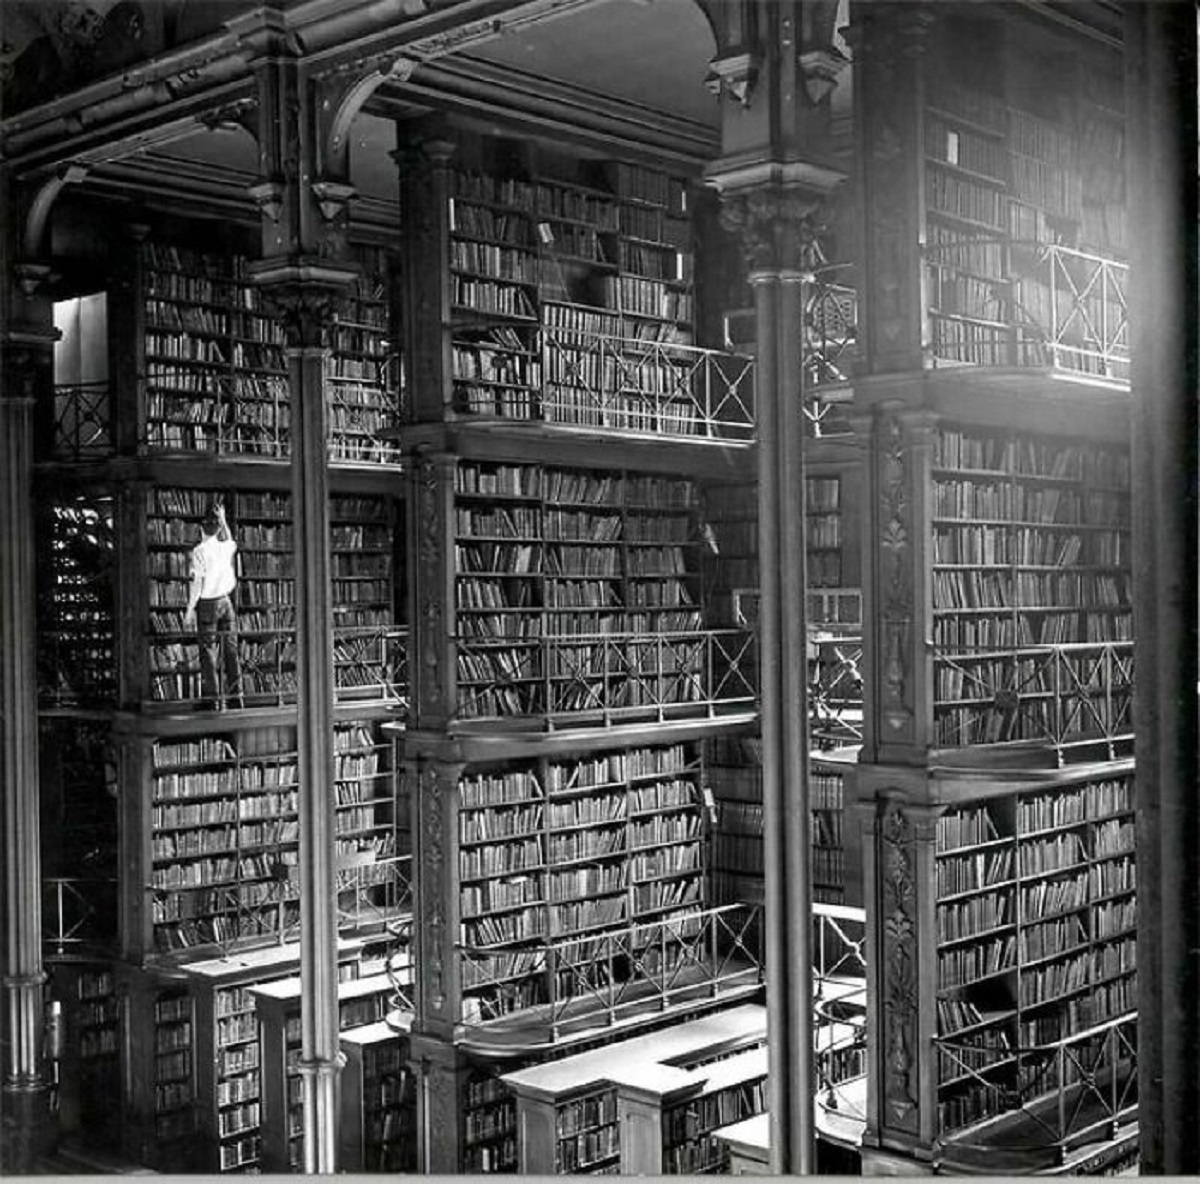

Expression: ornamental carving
xmin=879 ymin=414 xmax=914 ymax=736
xmin=880 ymin=803 xmax=919 ymax=1131
xmin=855 ymin=6 xmax=932 ymax=368
xmin=718 ymin=185 xmax=832 ymax=276
xmin=259 ymin=285 xmax=339 ymax=351
xmin=415 ymin=456 xmax=447 ymax=721
xmin=420 ymin=762 xmax=448 ymax=1016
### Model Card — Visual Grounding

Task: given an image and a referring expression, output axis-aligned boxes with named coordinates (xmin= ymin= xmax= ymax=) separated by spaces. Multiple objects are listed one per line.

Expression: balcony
xmin=933 ymin=639 xmax=1134 ymax=761
xmin=454 ymin=627 xmax=758 ymax=730
xmin=935 ymin=1012 xmax=1138 ymax=1174
xmin=43 ymin=876 xmax=119 ymax=960
xmin=457 ymin=902 xmax=764 ymax=1053
xmin=539 ymin=323 xmax=755 ymax=441
xmin=928 ymin=245 xmax=1129 ymax=388
xmin=145 ymin=624 xmax=408 ymax=711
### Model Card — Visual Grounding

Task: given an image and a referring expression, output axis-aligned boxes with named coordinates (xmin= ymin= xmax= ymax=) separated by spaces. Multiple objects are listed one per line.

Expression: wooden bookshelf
xmin=501 ymin=1003 xmax=767 ymax=1174
xmin=930 ymin=421 xmax=1132 ymax=754
xmin=253 ymin=971 xmax=393 ymax=1171
xmin=932 ymin=768 xmax=1137 ymax=1136
xmin=52 ymin=963 xmax=122 ymax=1144
xmin=172 ymin=941 xmax=365 ymax=1173
xmin=339 ymin=1016 xmax=417 ymax=1172
xmin=327 ymin=243 xmax=402 ymax=464
xmin=457 ymin=742 xmax=709 ymax=1026
xmin=142 ymin=242 xmax=289 ymax=457
xmin=921 ymin=45 xmax=1128 ymax=377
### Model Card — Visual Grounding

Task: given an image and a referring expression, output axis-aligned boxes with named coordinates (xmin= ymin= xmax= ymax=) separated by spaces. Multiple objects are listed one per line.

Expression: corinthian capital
xmin=718 ymin=184 xmax=834 ymax=276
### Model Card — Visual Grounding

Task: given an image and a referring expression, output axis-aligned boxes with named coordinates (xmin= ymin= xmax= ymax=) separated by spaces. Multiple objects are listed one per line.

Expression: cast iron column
xmin=0 ymin=260 xmax=55 ymax=1167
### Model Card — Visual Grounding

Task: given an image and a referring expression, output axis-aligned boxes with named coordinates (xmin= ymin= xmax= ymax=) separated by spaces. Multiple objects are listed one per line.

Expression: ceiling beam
xmin=373 ymin=55 xmax=719 ymax=166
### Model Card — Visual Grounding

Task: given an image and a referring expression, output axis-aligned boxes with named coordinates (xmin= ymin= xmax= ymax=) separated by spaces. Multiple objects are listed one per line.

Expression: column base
xmin=1 ymin=1081 xmax=57 ymax=1171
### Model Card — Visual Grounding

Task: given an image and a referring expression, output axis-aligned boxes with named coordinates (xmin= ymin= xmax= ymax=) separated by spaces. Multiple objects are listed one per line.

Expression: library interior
xmin=0 ymin=0 xmax=1195 ymax=1177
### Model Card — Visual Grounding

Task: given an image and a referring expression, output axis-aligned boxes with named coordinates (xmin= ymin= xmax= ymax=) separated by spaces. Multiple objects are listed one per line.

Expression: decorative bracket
xmin=798 ymin=46 xmax=849 ymax=106
xmin=22 ymin=162 xmax=90 ymax=259
xmin=705 ymin=51 xmax=760 ymax=107
xmin=310 ymin=179 xmax=358 ymax=223
xmin=247 ymin=178 xmax=285 ymax=223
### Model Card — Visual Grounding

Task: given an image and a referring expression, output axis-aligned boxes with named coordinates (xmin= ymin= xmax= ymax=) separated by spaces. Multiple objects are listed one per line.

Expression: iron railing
xmin=144 ymin=625 xmax=407 ymax=709
xmin=455 ymin=627 xmax=757 ymax=725
xmin=813 ymin=905 xmax=869 ymax=1139
xmin=541 ymin=324 xmax=755 ymax=440
xmin=933 ymin=640 xmax=1134 ymax=758
xmin=39 ymin=628 xmax=118 ymax=708
xmin=43 ymin=877 xmax=119 ymax=958
xmin=51 ymin=382 xmax=113 ymax=460
xmin=936 ymin=1011 xmax=1137 ymax=1165
xmin=459 ymin=902 xmax=763 ymax=1041
xmin=335 ymin=852 xmax=413 ymax=935
xmin=810 ymin=634 xmax=864 ymax=749
xmin=326 ymin=372 xmax=403 ymax=464
xmin=927 ymin=244 xmax=1129 ymax=386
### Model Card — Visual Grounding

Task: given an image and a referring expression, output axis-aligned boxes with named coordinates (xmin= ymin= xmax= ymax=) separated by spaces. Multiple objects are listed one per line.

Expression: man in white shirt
xmin=184 ymin=500 xmax=243 ymax=710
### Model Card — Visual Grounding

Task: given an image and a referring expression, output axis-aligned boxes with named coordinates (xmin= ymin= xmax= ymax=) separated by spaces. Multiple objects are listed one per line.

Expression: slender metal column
xmin=776 ymin=270 xmax=813 ymax=1172
xmin=749 ymin=270 xmax=791 ymax=1172
xmin=284 ymin=316 xmax=341 ymax=1176
xmin=0 ymin=283 xmax=55 ymax=1168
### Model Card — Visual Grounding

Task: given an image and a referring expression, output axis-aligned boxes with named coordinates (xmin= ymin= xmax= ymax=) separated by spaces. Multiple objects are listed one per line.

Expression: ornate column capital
xmin=249 ymin=267 xmax=356 ymax=351
xmin=717 ymin=182 xmax=835 ymax=278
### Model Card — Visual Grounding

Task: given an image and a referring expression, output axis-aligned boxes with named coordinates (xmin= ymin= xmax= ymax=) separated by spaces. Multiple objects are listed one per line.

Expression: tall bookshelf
xmin=398 ymin=124 xmax=761 ymax=1173
xmin=932 ymin=766 xmax=1136 ymax=1138
xmin=921 ymin=15 xmax=1128 ymax=380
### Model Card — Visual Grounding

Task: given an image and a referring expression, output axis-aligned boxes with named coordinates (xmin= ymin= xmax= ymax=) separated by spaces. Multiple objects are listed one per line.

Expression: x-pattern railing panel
xmin=937 ymin=1012 xmax=1137 ymax=1150
xmin=458 ymin=904 xmax=763 ymax=1035
xmin=805 ymin=283 xmax=859 ymax=387
xmin=542 ymin=327 xmax=755 ymax=440
xmin=934 ymin=641 xmax=1133 ymax=753
xmin=456 ymin=628 xmax=757 ymax=723
xmin=54 ymin=383 xmax=114 ymax=459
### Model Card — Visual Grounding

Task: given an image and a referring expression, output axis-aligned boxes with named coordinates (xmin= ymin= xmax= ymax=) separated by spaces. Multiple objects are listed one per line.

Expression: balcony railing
xmin=933 ymin=640 xmax=1134 ymax=759
xmin=43 ymin=876 xmax=119 ymax=959
xmin=50 ymin=382 xmax=113 ymax=460
xmin=810 ymin=635 xmax=863 ymax=749
xmin=145 ymin=625 xmax=408 ymax=710
xmin=813 ymin=904 xmax=868 ymax=1144
xmin=335 ymin=852 xmax=413 ymax=935
xmin=458 ymin=902 xmax=764 ymax=1047
xmin=541 ymin=325 xmax=755 ymax=441
xmin=455 ymin=627 xmax=758 ymax=727
xmin=936 ymin=1011 xmax=1137 ymax=1170
xmin=39 ymin=628 xmax=118 ymax=708
xmin=927 ymin=244 xmax=1129 ymax=386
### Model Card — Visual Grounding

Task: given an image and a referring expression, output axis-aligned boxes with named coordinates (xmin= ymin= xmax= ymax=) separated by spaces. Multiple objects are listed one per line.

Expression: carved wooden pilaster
xmin=111 ymin=223 xmax=149 ymax=457
xmin=407 ymin=452 xmax=457 ymax=730
xmin=870 ymin=797 xmax=940 ymax=1159
xmin=395 ymin=133 xmax=456 ymax=424
xmin=847 ymin=3 xmax=936 ymax=376
xmin=868 ymin=405 xmax=937 ymax=764
xmin=410 ymin=758 xmax=463 ymax=1040
xmin=407 ymin=1032 xmax=468 ymax=1173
